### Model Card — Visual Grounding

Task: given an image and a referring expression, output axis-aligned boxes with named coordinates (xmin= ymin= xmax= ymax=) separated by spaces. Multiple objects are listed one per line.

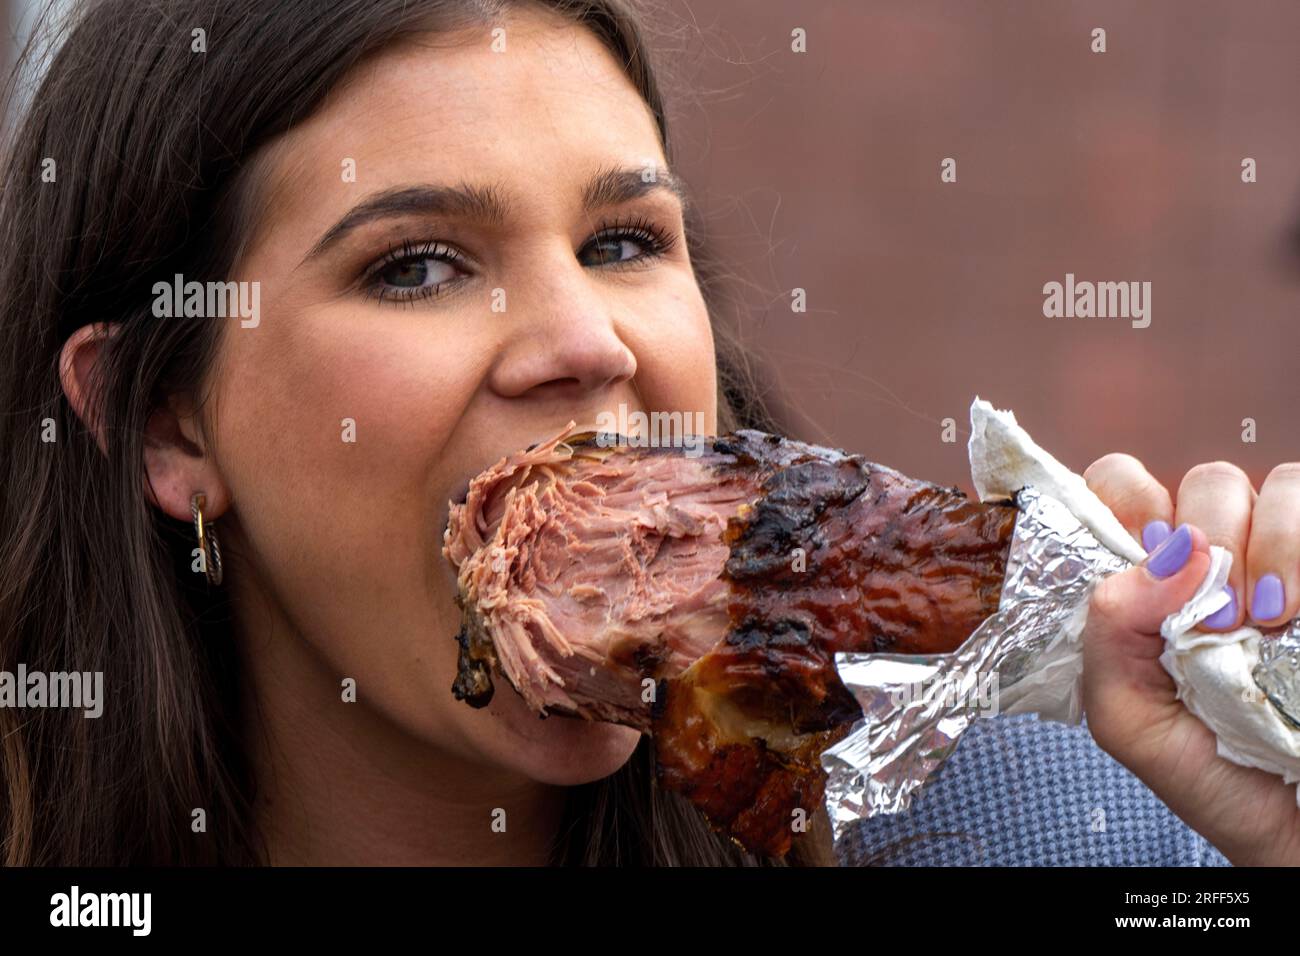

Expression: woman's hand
xmin=1080 ymin=455 xmax=1300 ymax=865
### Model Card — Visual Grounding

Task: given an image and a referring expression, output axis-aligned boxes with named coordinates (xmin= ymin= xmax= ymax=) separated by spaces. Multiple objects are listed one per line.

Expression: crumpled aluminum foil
xmin=1254 ymin=622 xmax=1300 ymax=731
xmin=821 ymin=481 xmax=1300 ymax=840
xmin=820 ymin=486 xmax=1126 ymax=835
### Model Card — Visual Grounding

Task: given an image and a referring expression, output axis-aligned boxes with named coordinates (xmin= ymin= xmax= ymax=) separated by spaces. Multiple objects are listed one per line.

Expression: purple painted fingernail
xmin=1142 ymin=520 xmax=1173 ymax=553
xmin=1252 ymin=574 xmax=1285 ymax=621
xmin=1202 ymin=585 xmax=1237 ymax=629
xmin=1144 ymin=523 xmax=1193 ymax=579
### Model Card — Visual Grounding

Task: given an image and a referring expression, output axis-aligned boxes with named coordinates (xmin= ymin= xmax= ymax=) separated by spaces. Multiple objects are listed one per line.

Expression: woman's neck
xmin=232 ymin=587 xmax=567 ymax=866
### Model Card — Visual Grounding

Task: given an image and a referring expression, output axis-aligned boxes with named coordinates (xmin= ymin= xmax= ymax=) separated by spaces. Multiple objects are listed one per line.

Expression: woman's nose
xmin=486 ymin=265 xmax=638 ymax=400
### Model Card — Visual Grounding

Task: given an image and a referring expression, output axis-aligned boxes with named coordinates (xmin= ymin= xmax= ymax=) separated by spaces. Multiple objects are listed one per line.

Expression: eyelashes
xmin=579 ymin=213 xmax=680 ymax=268
xmin=361 ymin=238 xmax=466 ymax=306
xmin=360 ymin=214 xmax=681 ymax=305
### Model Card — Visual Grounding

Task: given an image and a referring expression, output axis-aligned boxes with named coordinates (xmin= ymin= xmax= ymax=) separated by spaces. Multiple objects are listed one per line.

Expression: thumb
xmin=1087 ymin=523 xmax=1212 ymax=657
xmin=1083 ymin=523 xmax=1213 ymax=754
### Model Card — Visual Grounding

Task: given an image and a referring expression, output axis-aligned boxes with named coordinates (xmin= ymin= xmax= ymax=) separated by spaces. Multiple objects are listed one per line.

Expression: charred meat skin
xmin=442 ymin=425 xmax=1017 ymax=857
xmin=650 ymin=431 xmax=1017 ymax=855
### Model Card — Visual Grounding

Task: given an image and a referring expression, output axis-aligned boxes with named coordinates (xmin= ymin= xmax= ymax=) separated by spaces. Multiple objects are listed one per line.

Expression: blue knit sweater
xmin=832 ymin=712 xmax=1231 ymax=866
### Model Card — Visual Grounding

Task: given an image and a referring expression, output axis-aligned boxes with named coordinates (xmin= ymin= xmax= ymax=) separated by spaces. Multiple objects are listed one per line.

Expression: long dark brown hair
xmin=0 ymin=0 xmax=833 ymax=865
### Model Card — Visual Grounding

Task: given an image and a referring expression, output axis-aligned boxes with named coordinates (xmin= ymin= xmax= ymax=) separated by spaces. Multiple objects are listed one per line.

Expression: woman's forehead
xmin=254 ymin=18 xmax=667 ymax=241
xmin=291 ymin=13 xmax=657 ymax=156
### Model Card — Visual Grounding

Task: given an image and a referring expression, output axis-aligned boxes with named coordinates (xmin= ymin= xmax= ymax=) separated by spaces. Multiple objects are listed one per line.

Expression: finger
xmin=1087 ymin=523 xmax=1211 ymax=667
xmin=1175 ymin=462 xmax=1255 ymax=632
xmin=1245 ymin=463 xmax=1300 ymax=626
xmin=1083 ymin=453 xmax=1175 ymax=551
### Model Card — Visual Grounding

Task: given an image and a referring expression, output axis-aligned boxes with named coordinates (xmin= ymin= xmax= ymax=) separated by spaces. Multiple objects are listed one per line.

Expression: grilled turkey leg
xmin=443 ymin=424 xmax=1017 ymax=857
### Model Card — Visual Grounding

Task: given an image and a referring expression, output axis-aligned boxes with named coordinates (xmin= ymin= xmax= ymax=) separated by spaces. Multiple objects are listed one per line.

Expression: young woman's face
xmin=205 ymin=10 xmax=717 ymax=785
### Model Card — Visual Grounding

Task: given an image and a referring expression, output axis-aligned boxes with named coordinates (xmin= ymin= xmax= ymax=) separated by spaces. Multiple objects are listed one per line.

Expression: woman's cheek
xmin=212 ymin=320 xmax=477 ymax=718
xmin=625 ymin=283 xmax=717 ymax=425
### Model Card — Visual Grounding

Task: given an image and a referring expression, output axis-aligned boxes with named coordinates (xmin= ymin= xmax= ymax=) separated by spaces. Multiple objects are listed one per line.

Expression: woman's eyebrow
xmin=300 ymin=165 xmax=688 ymax=265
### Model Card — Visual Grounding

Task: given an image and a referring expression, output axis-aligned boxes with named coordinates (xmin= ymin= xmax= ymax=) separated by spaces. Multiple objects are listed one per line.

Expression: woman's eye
xmin=379 ymin=257 xmax=458 ymax=290
xmin=580 ymin=236 xmax=642 ymax=267
xmin=579 ymin=220 xmax=678 ymax=269
xmin=365 ymin=241 xmax=466 ymax=303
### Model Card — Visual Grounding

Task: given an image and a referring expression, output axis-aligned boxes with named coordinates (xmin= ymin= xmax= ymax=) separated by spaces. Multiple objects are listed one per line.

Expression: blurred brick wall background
xmin=656 ymin=0 xmax=1300 ymax=493
xmin=4 ymin=0 xmax=1297 ymax=492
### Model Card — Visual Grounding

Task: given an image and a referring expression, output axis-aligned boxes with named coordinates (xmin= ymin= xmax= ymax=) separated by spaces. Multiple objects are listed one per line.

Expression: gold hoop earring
xmin=190 ymin=492 xmax=224 ymax=586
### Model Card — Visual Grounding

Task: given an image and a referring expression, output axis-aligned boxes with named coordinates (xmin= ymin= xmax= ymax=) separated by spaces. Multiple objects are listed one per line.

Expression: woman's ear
xmin=59 ymin=322 xmax=116 ymax=457
xmin=59 ymin=322 xmax=231 ymax=523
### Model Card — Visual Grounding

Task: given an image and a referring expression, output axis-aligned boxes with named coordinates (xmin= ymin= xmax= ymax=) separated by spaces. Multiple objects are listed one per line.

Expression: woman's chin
xmin=474 ymin=682 xmax=644 ymax=785
xmin=519 ymin=718 xmax=643 ymax=786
